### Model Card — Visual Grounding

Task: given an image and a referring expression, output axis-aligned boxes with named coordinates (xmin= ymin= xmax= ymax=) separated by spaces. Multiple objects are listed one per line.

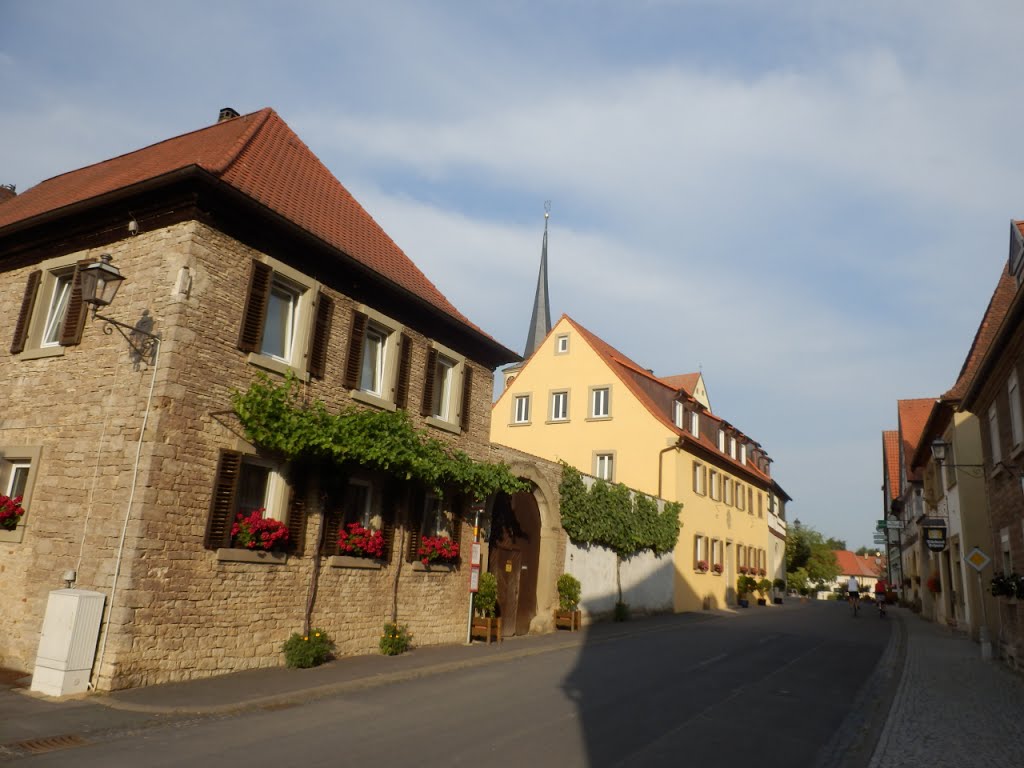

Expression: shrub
xmin=282 ymin=628 xmax=333 ymax=668
xmin=557 ymin=573 xmax=582 ymax=612
xmin=773 ymin=577 xmax=786 ymax=591
xmin=756 ymin=578 xmax=773 ymax=597
xmin=475 ymin=571 xmax=498 ymax=618
xmin=380 ymin=623 xmax=412 ymax=656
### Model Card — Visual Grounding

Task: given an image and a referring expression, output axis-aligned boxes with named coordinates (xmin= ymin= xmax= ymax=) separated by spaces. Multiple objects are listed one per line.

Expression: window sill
xmin=410 ymin=561 xmax=458 ymax=573
xmin=0 ymin=526 xmax=25 ymax=543
xmin=509 ymin=421 xmax=532 ymax=427
xmin=216 ymin=548 xmax=288 ymax=565
xmin=351 ymin=390 xmax=397 ymax=412
xmin=425 ymin=416 xmax=461 ymax=435
xmin=328 ymin=555 xmax=385 ymax=570
xmin=17 ymin=345 xmax=66 ymax=362
xmin=247 ymin=352 xmax=309 ymax=381
xmin=585 ymin=415 xmax=612 ymax=422
xmin=545 ymin=419 xmax=570 ymax=425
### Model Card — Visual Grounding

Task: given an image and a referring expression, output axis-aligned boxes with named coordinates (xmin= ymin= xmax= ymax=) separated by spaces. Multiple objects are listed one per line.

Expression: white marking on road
xmin=690 ymin=653 xmax=727 ymax=671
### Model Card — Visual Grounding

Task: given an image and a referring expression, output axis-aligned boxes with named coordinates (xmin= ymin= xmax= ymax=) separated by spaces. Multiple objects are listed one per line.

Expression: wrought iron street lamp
xmin=79 ymin=253 xmax=158 ymax=360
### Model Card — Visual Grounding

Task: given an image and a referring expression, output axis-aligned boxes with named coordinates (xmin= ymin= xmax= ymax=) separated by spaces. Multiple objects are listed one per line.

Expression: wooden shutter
xmin=421 ymin=346 xmax=438 ymax=417
xmin=308 ymin=292 xmax=333 ymax=379
xmin=406 ymin=488 xmax=425 ymax=562
xmin=237 ymin=260 xmax=273 ymax=353
xmin=287 ymin=463 xmax=309 ymax=557
xmin=319 ymin=470 xmax=346 ymax=556
xmin=58 ymin=260 xmax=92 ymax=347
xmin=381 ymin=485 xmax=397 ymax=562
xmin=205 ymin=450 xmax=242 ymax=549
xmin=343 ymin=310 xmax=368 ymax=390
xmin=10 ymin=270 xmax=41 ymax=354
xmin=394 ymin=333 xmax=412 ymax=409
xmin=459 ymin=366 xmax=474 ymax=432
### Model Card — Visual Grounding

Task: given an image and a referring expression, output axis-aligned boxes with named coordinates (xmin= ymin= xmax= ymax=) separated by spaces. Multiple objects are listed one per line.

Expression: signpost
xmin=964 ymin=547 xmax=993 ymax=660
xmin=466 ymin=502 xmax=486 ymax=644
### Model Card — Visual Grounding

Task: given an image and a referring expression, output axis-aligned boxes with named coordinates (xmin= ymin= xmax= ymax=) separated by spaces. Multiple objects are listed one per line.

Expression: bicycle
xmin=849 ymin=592 xmax=860 ymax=617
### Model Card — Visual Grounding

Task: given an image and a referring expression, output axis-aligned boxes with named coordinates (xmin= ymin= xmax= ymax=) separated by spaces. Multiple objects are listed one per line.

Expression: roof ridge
xmin=207 ymin=107 xmax=274 ymax=176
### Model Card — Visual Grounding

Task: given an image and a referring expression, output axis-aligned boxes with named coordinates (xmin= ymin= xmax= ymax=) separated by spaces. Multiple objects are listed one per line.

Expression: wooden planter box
xmin=554 ymin=609 xmax=582 ymax=631
xmin=471 ymin=617 xmax=502 ymax=644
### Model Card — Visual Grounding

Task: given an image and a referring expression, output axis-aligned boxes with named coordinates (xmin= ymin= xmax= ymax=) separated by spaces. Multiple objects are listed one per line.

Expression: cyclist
xmin=847 ymin=575 xmax=860 ymax=616
xmin=874 ymin=578 xmax=887 ymax=617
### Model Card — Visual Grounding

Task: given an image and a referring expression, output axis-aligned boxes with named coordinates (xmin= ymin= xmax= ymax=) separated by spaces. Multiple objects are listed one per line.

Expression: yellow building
xmin=491 ymin=315 xmax=789 ymax=611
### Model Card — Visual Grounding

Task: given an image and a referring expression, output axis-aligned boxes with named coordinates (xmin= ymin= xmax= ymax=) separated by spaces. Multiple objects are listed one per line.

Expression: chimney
xmin=218 ymin=107 xmax=240 ymax=123
xmin=0 ymin=184 xmax=16 ymax=203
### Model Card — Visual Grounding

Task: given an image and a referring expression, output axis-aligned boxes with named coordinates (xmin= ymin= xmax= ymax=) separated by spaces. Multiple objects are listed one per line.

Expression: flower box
xmin=411 ymin=561 xmax=457 ymax=573
xmin=471 ymin=616 xmax=503 ymax=644
xmin=554 ymin=609 xmax=582 ymax=631
xmin=328 ymin=555 xmax=384 ymax=570
xmin=216 ymin=548 xmax=288 ymax=565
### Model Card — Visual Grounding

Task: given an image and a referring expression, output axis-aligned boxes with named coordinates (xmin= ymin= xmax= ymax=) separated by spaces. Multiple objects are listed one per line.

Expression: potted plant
xmin=231 ymin=508 xmax=289 ymax=552
xmin=756 ymin=578 xmax=773 ymax=606
xmin=772 ymin=577 xmax=786 ymax=604
xmin=736 ymin=574 xmax=757 ymax=607
xmin=555 ymin=573 xmax=582 ymax=630
xmin=0 ymin=494 xmax=25 ymax=531
xmin=337 ymin=522 xmax=385 ymax=559
xmin=471 ymin=571 xmax=502 ymax=644
xmin=991 ymin=573 xmax=1018 ymax=598
xmin=696 ymin=559 xmax=709 ymax=572
xmin=417 ymin=535 xmax=460 ymax=567
xmin=712 ymin=563 xmax=723 ymax=575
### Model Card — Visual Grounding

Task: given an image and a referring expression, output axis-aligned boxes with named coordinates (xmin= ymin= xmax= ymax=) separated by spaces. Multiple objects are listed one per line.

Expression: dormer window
xmin=690 ymin=411 xmax=699 ymax=436
xmin=717 ymin=429 xmax=726 ymax=452
xmin=728 ymin=436 xmax=737 ymax=460
xmin=673 ymin=401 xmax=684 ymax=429
xmin=740 ymin=444 xmax=747 ymax=465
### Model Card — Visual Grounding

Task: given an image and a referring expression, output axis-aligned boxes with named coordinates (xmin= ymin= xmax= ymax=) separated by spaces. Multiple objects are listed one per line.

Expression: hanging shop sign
xmin=923 ymin=524 xmax=947 ymax=552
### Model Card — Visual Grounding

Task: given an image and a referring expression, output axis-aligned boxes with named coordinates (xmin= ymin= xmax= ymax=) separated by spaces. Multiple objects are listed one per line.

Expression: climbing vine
xmin=558 ymin=463 xmax=681 ymax=558
xmin=231 ymin=373 xmax=529 ymax=499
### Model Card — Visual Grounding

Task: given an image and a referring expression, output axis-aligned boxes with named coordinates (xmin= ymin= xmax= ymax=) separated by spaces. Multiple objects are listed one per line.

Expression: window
xmin=736 ymin=482 xmax=745 ymax=510
xmin=674 ymin=401 xmax=684 ymax=428
xmin=944 ymin=443 xmax=958 ymax=490
xmin=989 ymin=403 xmax=1002 ymax=464
xmin=723 ymin=478 xmax=732 ymax=506
xmin=591 ymin=387 xmax=610 ymax=418
xmin=204 ymin=450 xmax=305 ymax=555
xmin=757 ymin=492 xmax=763 ymax=517
xmin=1001 ymin=528 xmax=1012 ymax=574
xmin=740 ymin=444 xmax=747 ymax=465
xmin=342 ymin=306 xmax=409 ymax=410
xmin=513 ymin=394 xmax=531 ymax=424
xmin=690 ymin=411 xmax=700 ymax=436
xmin=0 ymin=446 xmax=40 ymax=542
xmin=11 ymin=256 xmax=94 ymax=358
xmin=551 ymin=391 xmax=569 ymax=421
xmin=343 ymin=479 xmax=381 ymax=530
xmin=555 ymin=334 xmax=569 ymax=354
xmin=710 ymin=470 xmax=720 ymax=501
xmin=238 ymin=258 xmax=330 ymax=379
xmin=421 ymin=342 xmax=472 ymax=432
xmin=1009 ymin=371 xmax=1023 ymax=449
xmin=693 ymin=462 xmax=706 ymax=495
xmin=711 ymin=538 xmax=723 ymax=572
xmin=429 ymin=353 xmax=455 ymax=419
xmin=595 ymin=452 xmax=615 ymax=481
xmin=729 ymin=437 xmax=737 ymax=460
xmin=717 ymin=429 xmax=726 ymax=452
xmin=694 ymin=534 xmax=708 ymax=569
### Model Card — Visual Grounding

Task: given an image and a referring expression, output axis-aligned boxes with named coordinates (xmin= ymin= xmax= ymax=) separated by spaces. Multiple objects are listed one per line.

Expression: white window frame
xmin=236 ymin=456 xmax=288 ymax=523
xmin=694 ymin=534 xmax=707 ymax=567
xmin=344 ymin=478 xmax=382 ymax=530
xmin=260 ymin=275 xmax=302 ymax=363
xmin=513 ymin=394 xmax=531 ymax=424
xmin=40 ymin=271 xmax=73 ymax=348
xmin=723 ymin=478 xmax=732 ymax=506
xmin=710 ymin=470 xmax=720 ymax=501
xmin=350 ymin=306 xmax=404 ymax=411
xmin=674 ymin=401 xmax=684 ymax=429
xmin=740 ymin=444 xmax=747 ymax=465
xmin=595 ymin=452 xmax=615 ymax=481
xmin=15 ymin=254 xmax=86 ymax=361
xmin=711 ymin=538 xmax=723 ymax=572
xmin=0 ymin=446 xmax=41 ymax=543
xmin=717 ymin=429 xmax=726 ymax=452
xmin=693 ymin=462 xmax=706 ymax=495
xmin=729 ymin=436 xmax=737 ymax=460
xmin=421 ymin=493 xmax=453 ymax=539
xmin=360 ymin=323 xmax=389 ymax=396
xmin=591 ymin=386 xmax=611 ymax=419
xmin=430 ymin=353 xmax=456 ymax=421
xmin=989 ymin=403 xmax=1002 ymax=465
xmin=1009 ymin=370 xmax=1023 ymax=450
xmin=550 ymin=390 xmax=569 ymax=422
xmin=736 ymin=482 xmax=745 ymax=510
xmin=555 ymin=334 xmax=569 ymax=354
xmin=690 ymin=411 xmax=699 ymax=436
xmin=247 ymin=257 xmax=319 ymax=379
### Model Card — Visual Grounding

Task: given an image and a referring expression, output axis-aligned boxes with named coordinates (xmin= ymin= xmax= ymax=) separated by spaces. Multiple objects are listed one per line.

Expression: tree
xmin=855 ymin=546 xmax=880 ymax=557
xmin=786 ymin=522 xmax=840 ymax=586
xmin=825 ymin=537 xmax=846 ymax=551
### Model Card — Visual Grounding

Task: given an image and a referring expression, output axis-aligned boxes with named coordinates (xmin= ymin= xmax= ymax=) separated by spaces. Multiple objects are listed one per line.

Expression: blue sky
xmin=4 ymin=1 xmax=1023 ymax=550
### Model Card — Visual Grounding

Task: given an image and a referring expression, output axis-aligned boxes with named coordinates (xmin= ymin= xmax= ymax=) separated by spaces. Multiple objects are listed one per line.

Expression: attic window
xmin=1010 ymin=221 xmax=1024 ymax=279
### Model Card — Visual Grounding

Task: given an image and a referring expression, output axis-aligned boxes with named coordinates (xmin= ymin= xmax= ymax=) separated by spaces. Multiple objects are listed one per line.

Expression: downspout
xmin=658 ymin=437 xmax=684 ymax=499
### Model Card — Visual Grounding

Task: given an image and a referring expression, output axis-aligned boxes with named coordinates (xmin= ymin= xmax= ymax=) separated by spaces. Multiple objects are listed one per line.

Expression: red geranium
xmin=418 ymin=536 xmax=460 ymax=566
xmin=712 ymin=563 xmax=724 ymax=574
xmin=738 ymin=565 xmax=750 ymax=575
xmin=0 ymin=494 xmax=25 ymax=531
xmin=696 ymin=560 xmax=709 ymax=572
xmin=338 ymin=522 xmax=385 ymax=559
xmin=231 ymin=509 xmax=289 ymax=552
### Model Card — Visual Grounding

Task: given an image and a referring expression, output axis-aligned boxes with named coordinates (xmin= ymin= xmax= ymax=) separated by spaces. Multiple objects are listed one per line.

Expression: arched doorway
xmin=489 ymin=488 xmax=541 ymax=637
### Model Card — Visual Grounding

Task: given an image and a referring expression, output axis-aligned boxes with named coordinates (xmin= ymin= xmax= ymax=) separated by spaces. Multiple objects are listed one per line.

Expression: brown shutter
xmin=308 ymin=292 xmax=333 ymax=379
xmin=381 ymin=494 xmax=397 ymax=563
xmin=343 ymin=310 xmax=368 ymax=390
xmin=406 ymin=488 xmax=425 ymax=563
xmin=10 ymin=270 xmax=41 ymax=354
xmin=58 ymin=260 xmax=92 ymax=347
xmin=395 ymin=333 xmax=412 ymax=409
xmin=237 ymin=260 xmax=273 ymax=353
xmin=459 ymin=366 xmax=474 ymax=432
xmin=421 ymin=346 xmax=438 ymax=417
xmin=205 ymin=450 xmax=242 ymax=549
xmin=319 ymin=470 xmax=346 ymax=556
xmin=287 ymin=464 xmax=309 ymax=557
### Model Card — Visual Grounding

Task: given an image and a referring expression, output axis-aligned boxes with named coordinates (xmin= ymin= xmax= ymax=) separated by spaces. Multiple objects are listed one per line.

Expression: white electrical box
xmin=30 ymin=589 xmax=105 ymax=697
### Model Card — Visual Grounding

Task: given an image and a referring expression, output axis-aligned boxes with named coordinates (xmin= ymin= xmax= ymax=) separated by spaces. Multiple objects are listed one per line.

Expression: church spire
xmin=524 ymin=202 xmax=552 ymax=358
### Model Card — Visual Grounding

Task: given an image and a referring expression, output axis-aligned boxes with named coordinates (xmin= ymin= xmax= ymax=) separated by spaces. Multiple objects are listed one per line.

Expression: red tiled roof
xmin=946 ymin=264 xmax=1017 ymax=402
xmin=0 ymin=108 xmax=499 ymax=346
xmin=661 ymin=373 xmax=700 ymax=395
xmin=882 ymin=430 xmax=900 ymax=497
xmin=834 ymin=550 xmax=884 ymax=579
xmin=897 ymin=398 xmax=934 ymax=483
xmin=565 ymin=316 xmax=774 ymax=486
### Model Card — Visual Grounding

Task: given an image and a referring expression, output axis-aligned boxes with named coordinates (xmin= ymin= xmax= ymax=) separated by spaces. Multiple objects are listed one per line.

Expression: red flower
xmin=338 ymin=522 xmax=385 ymax=559
xmin=417 ymin=536 xmax=460 ymax=565
xmin=231 ymin=508 xmax=289 ymax=552
xmin=0 ymin=494 xmax=25 ymax=531
xmin=712 ymin=563 xmax=724 ymax=574
xmin=696 ymin=560 xmax=709 ymax=572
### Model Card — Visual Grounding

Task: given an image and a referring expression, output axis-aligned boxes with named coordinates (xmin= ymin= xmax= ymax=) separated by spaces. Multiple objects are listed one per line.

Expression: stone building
xmin=0 ymin=107 xmax=524 ymax=690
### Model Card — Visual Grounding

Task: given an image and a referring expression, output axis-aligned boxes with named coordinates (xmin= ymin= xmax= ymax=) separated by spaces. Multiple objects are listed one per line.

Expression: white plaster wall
xmin=564 ymin=540 xmax=674 ymax=616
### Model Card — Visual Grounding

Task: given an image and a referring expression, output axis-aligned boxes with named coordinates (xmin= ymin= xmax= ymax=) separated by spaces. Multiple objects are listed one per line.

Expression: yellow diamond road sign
xmin=965 ymin=547 xmax=991 ymax=572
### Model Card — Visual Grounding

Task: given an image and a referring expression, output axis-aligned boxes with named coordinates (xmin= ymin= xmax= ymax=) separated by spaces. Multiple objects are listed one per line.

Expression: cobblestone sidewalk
xmin=869 ymin=611 xmax=1024 ymax=767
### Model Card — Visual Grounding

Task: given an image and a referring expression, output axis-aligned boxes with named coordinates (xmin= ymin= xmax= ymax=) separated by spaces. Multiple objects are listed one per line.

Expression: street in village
xmin=2 ymin=601 xmax=1021 ymax=767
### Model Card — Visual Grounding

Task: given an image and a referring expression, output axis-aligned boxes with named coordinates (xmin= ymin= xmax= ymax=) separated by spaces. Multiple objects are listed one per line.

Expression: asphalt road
xmin=10 ymin=601 xmax=893 ymax=767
